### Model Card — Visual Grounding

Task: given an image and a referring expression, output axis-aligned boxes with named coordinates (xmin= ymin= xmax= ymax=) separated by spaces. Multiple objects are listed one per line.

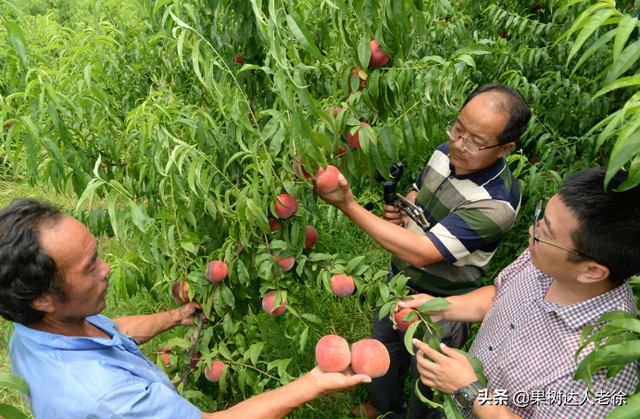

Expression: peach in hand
xmin=315 ymin=335 xmax=351 ymax=373
xmin=350 ymin=339 xmax=390 ymax=378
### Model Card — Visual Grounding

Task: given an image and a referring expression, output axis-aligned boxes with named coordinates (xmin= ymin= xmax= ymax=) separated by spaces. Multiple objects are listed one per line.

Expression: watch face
xmin=455 ymin=391 xmax=471 ymax=407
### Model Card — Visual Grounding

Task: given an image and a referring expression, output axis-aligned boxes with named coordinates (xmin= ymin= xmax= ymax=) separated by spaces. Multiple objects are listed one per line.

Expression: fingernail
xmin=440 ymin=343 xmax=447 ymax=348
xmin=363 ymin=378 xmax=372 ymax=383
xmin=338 ymin=174 xmax=344 ymax=180
xmin=412 ymin=338 xmax=419 ymax=345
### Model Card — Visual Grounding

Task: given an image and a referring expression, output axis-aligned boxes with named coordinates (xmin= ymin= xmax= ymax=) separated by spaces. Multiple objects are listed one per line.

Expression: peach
xmin=313 ymin=165 xmax=340 ymax=194
xmin=315 ymin=335 xmax=351 ymax=373
xmin=191 ymin=352 xmax=202 ymax=369
xmin=369 ymin=40 xmax=390 ymax=69
xmin=269 ymin=218 xmax=282 ymax=232
xmin=331 ymin=274 xmax=355 ymax=298
xmin=350 ymin=339 xmax=390 ymax=378
xmin=262 ymin=290 xmax=287 ymax=316
xmin=305 ymin=225 xmax=319 ymax=249
xmin=274 ymin=194 xmax=298 ymax=219
xmin=394 ymin=308 xmax=419 ymax=332
xmin=234 ymin=55 xmax=244 ymax=65
xmin=293 ymin=156 xmax=324 ymax=180
xmin=276 ymin=254 xmax=295 ymax=272
xmin=205 ymin=361 xmax=225 ymax=382
xmin=172 ymin=280 xmax=189 ymax=303
xmin=337 ymin=145 xmax=349 ymax=157
xmin=347 ymin=123 xmax=371 ymax=149
xmin=160 ymin=347 xmax=173 ymax=368
xmin=324 ymin=106 xmax=342 ymax=117
xmin=205 ymin=261 xmax=227 ymax=283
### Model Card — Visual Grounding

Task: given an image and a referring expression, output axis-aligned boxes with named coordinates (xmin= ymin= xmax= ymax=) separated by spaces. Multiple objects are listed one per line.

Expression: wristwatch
xmin=453 ymin=380 xmax=485 ymax=410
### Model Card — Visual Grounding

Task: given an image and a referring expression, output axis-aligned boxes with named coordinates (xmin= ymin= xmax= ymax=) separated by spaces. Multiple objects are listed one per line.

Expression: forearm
xmin=440 ymin=286 xmax=497 ymax=323
xmin=114 ymin=309 xmax=182 ymax=344
xmin=341 ymin=201 xmax=443 ymax=267
xmin=204 ymin=373 xmax=321 ymax=419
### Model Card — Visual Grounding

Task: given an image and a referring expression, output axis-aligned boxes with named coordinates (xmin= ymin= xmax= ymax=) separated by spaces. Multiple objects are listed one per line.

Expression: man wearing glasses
xmin=316 ymin=84 xmax=531 ymax=418
xmin=402 ymin=167 xmax=639 ymax=419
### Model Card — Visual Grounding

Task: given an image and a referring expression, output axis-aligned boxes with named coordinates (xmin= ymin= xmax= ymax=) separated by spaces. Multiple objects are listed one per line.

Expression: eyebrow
xmin=83 ymin=239 xmax=99 ymax=274
xmin=456 ymin=118 xmax=488 ymax=144
xmin=544 ymin=216 xmax=556 ymax=239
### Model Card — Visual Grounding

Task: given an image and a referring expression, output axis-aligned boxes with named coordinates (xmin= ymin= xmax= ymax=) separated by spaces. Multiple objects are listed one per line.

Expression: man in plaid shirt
xmin=399 ymin=167 xmax=640 ymax=418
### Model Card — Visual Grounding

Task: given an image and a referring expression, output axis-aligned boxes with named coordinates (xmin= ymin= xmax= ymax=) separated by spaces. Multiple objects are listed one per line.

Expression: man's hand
xmin=314 ymin=173 xmax=357 ymax=212
xmin=307 ymin=366 xmax=371 ymax=397
xmin=383 ymin=204 xmax=409 ymax=226
xmin=391 ymin=294 xmax=445 ymax=328
xmin=413 ymin=339 xmax=478 ymax=394
xmin=174 ymin=301 xmax=205 ymax=327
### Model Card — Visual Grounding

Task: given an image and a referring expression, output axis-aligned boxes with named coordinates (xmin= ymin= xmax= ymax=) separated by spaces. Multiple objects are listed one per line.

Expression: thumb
xmin=337 ymin=173 xmax=349 ymax=188
xmin=352 ymin=373 xmax=372 ymax=384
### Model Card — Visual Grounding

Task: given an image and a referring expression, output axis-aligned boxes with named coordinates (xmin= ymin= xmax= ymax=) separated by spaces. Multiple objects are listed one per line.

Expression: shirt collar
xmin=13 ymin=315 xmax=140 ymax=351
xmin=447 ymin=155 xmax=507 ymax=184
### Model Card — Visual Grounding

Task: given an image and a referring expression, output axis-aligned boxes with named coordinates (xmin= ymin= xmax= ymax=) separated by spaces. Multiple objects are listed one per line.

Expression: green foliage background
xmin=1 ymin=0 xmax=640 ymax=417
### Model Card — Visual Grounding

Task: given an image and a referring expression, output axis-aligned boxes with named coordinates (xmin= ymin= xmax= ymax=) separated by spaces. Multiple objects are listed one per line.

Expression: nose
xmin=100 ymin=258 xmax=112 ymax=278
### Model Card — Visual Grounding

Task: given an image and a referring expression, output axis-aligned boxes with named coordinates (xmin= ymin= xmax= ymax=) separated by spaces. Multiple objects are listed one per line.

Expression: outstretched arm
xmin=203 ymin=367 xmax=371 ymax=419
xmin=316 ymin=174 xmax=444 ymax=267
xmin=114 ymin=301 xmax=203 ymax=344
xmin=393 ymin=285 xmax=498 ymax=325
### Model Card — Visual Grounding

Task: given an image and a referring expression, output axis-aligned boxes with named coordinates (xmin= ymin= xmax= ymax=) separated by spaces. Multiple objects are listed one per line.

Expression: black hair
xmin=0 ymin=198 xmax=64 ymax=324
xmin=461 ymin=83 xmax=532 ymax=145
xmin=558 ymin=168 xmax=640 ymax=282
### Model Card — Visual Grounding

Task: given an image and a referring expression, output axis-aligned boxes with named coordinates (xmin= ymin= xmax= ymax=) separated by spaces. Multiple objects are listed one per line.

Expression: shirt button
xmin=488 ymin=346 xmax=493 ymax=351
xmin=510 ymin=323 xmax=515 ymax=329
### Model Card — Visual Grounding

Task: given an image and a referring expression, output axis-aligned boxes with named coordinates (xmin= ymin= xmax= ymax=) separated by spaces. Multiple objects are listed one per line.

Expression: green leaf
xmin=20 ymin=116 xmax=39 ymax=145
xmin=605 ymin=123 xmax=640 ymax=189
xmin=566 ymin=9 xmax=616 ymax=68
xmin=593 ymin=74 xmax=640 ymax=100
xmin=0 ymin=372 xmax=30 ymax=396
xmin=613 ymin=15 xmax=638 ymax=67
xmin=0 ymin=404 xmax=31 ymax=419
xmin=250 ymin=342 xmax=265 ymax=366
xmin=419 ymin=298 xmax=451 ymax=313
xmin=358 ymin=38 xmax=372 ymax=70
xmin=345 ymin=256 xmax=365 ymax=273
xmin=606 ymin=391 xmax=640 ymax=419
xmin=414 ymin=380 xmax=443 ymax=409
xmin=443 ymin=396 xmax=465 ymax=419
xmin=286 ymin=12 xmax=323 ymax=61
xmin=604 ymin=39 xmax=640 ymax=87
xmin=403 ymin=320 xmax=421 ymax=356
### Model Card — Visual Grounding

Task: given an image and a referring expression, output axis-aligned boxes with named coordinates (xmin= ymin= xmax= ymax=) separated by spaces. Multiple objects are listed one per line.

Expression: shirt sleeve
xmin=87 ymin=382 xmax=202 ymax=419
xmin=426 ymin=199 xmax=517 ymax=264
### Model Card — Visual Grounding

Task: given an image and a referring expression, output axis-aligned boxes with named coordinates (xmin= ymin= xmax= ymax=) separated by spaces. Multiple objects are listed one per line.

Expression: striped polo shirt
xmin=391 ymin=142 xmax=521 ymax=296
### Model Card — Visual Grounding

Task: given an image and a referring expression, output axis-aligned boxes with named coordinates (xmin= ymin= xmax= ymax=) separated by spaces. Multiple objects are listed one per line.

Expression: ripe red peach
xmin=160 ymin=347 xmax=173 ymax=368
xmin=394 ymin=308 xmax=419 ymax=332
xmin=205 ymin=261 xmax=227 ymax=283
xmin=350 ymin=339 xmax=390 ymax=378
xmin=172 ymin=280 xmax=189 ymax=303
xmin=315 ymin=335 xmax=351 ymax=373
xmin=262 ymin=290 xmax=287 ymax=316
xmin=274 ymin=194 xmax=298 ymax=219
xmin=305 ymin=225 xmax=319 ymax=249
xmin=337 ymin=145 xmax=349 ymax=157
xmin=346 ymin=123 xmax=371 ymax=149
xmin=191 ymin=352 xmax=202 ymax=369
xmin=331 ymin=274 xmax=355 ymax=298
xmin=205 ymin=361 xmax=225 ymax=382
xmin=369 ymin=40 xmax=390 ymax=69
xmin=234 ymin=55 xmax=244 ymax=65
xmin=313 ymin=165 xmax=340 ymax=194
xmin=350 ymin=67 xmax=367 ymax=92
xmin=275 ymin=254 xmax=295 ymax=272
xmin=269 ymin=218 xmax=282 ymax=232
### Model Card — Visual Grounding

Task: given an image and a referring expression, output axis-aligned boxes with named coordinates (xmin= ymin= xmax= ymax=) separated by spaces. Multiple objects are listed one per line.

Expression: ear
xmin=29 ymin=293 xmax=57 ymax=314
xmin=497 ymin=142 xmax=515 ymax=158
xmin=576 ymin=261 xmax=610 ymax=285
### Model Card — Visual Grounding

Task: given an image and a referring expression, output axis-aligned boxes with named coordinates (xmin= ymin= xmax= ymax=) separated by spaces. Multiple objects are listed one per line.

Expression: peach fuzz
xmin=262 ymin=290 xmax=287 ymax=316
xmin=205 ymin=261 xmax=227 ymax=283
xmin=274 ymin=194 xmax=298 ymax=219
xmin=350 ymin=339 xmax=390 ymax=378
xmin=315 ymin=335 xmax=351 ymax=373
xmin=313 ymin=165 xmax=340 ymax=194
xmin=205 ymin=361 xmax=225 ymax=382
xmin=346 ymin=123 xmax=371 ymax=149
xmin=304 ymin=225 xmax=319 ymax=249
xmin=394 ymin=308 xmax=419 ymax=332
xmin=331 ymin=274 xmax=355 ymax=298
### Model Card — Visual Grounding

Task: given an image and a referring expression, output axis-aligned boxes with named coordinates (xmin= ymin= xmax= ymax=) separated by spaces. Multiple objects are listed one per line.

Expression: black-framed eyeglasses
xmin=445 ymin=117 xmax=504 ymax=154
xmin=533 ymin=198 xmax=598 ymax=262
